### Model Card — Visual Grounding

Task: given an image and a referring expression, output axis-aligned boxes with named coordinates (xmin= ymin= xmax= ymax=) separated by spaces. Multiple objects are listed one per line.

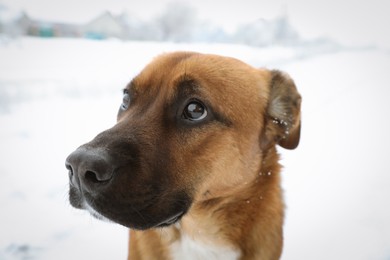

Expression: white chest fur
xmin=170 ymin=234 xmax=240 ymax=260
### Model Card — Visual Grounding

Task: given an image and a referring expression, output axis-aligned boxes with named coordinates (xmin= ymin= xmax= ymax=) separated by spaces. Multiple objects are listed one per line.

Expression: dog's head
xmin=65 ymin=52 xmax=301 ymax=230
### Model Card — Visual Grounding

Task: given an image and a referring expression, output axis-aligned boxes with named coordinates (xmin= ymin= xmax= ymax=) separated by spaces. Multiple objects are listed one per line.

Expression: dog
xmin=65 ymin=52 xmax=301 ymax=260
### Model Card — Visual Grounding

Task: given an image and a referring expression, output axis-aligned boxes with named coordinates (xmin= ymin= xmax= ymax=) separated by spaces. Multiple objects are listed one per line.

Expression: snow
xmin=1 ymin=37 xmax=389 ymax=259
xmin=280 ymin=50 xmax=390 ymax=260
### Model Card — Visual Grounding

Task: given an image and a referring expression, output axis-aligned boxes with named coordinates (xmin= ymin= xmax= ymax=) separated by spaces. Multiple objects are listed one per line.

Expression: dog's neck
xmin=169 ymin=230 xmax=240 ymax=260
xmin=162 ymin=147 xmax=284 ymax=259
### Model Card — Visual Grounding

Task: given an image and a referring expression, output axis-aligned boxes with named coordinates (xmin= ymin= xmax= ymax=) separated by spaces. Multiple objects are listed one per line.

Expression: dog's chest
xmin=170 ymin=234 xmax=240 ymax=260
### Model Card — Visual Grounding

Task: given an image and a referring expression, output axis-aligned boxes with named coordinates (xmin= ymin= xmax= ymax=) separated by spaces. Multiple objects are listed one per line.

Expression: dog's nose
xmin=65 ymin=147 xmax=113 ymax=190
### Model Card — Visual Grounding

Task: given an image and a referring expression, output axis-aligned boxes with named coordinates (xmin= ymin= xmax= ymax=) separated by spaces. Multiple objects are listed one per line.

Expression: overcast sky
xmin=1 ymin=0 xmax=389 ymax=48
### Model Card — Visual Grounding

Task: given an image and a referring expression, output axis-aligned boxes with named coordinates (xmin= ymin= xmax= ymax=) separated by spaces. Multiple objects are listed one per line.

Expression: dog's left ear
xmin=261 ymin=70 xmax=302 ymax=150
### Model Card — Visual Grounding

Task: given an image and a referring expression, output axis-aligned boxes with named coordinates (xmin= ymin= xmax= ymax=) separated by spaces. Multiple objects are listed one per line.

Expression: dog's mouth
xmin=83 ymin=201 xmax=186 ymax=228
xmin=69 ymin=182 xmax=191 ymax=230
xmin=79 ymin=192 xmax=187 ymax=228
xmin=155 ymin=211 xmax=186 ymax=228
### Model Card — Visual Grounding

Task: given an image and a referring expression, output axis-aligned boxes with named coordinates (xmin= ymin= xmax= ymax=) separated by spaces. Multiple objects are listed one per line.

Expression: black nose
xmin=65 ymin=147 xmax=114 ymax=190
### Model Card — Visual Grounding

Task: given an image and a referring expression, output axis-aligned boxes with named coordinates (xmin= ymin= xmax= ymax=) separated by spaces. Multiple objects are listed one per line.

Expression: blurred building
xmin=0 ymin=7 xmax=328 ymax=48
xmin=83 ymin=11 xmax=125 ymax=39
xmin=0 ymin=11 xmax=81 ymax=38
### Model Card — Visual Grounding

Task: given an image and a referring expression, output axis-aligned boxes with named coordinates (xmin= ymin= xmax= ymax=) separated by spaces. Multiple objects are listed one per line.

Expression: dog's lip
xmin=155 ymin=211 xmax=185 ymax=227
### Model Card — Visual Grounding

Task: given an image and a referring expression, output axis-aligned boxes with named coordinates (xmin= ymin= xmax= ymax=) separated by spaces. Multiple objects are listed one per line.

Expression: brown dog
xmin=65 ymin=52 xmax=301 ymax=260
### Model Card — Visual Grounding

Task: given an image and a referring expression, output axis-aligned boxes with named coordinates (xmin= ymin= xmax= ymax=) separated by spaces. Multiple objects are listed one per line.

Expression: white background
xmin=1 ymin=1 xmax=390 ymax=259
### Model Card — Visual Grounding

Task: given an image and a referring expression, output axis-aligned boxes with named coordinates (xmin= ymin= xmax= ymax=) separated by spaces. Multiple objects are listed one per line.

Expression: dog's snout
xmin=65 ymin=148 xmax=114 ymax=190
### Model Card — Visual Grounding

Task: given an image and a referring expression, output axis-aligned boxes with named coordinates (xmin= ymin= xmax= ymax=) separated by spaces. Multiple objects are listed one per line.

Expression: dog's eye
xmin=182 ymin=101 xmax=207 ymax=121
xmin=121 ymin=91 xmax=130 ymax=110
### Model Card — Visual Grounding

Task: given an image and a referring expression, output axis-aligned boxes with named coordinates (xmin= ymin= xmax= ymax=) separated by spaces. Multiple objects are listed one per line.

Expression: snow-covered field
xmin=0 ymin=37 xmax=389 ymax=260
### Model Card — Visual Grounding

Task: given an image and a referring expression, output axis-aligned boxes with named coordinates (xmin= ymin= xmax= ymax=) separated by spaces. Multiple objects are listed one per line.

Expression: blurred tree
xmin=156 ymin=2 xmax=197 ymax=42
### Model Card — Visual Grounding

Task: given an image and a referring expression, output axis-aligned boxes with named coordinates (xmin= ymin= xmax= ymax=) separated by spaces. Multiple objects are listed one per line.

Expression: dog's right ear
xmin=260 ymin=70 xmax=302 ymax=151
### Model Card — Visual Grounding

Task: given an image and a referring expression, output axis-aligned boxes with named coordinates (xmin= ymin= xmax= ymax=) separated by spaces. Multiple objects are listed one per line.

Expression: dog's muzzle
xmin=65 ymin=134 xmax=192 ymax=230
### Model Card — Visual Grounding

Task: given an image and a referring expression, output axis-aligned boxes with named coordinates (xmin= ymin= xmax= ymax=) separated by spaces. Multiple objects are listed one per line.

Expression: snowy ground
xmin=0 ymin=37 xmax=389 ymax=260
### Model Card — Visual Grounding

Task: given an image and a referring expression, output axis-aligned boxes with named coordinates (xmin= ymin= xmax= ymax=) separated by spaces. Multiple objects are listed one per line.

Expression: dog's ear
xmin=261 ymin=70 xmax=302 ymax=150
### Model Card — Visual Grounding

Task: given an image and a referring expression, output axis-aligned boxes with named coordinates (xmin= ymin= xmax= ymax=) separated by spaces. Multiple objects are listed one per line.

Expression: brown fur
xmin=65 ymin=52 xmax=301 ymax=260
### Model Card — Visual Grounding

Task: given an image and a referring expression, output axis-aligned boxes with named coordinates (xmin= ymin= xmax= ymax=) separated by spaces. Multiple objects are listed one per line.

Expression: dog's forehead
xmin=130 ymin=52 xmax=196 ymax=93
xmin=132 ymin=52 xmax=269 ymax=96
